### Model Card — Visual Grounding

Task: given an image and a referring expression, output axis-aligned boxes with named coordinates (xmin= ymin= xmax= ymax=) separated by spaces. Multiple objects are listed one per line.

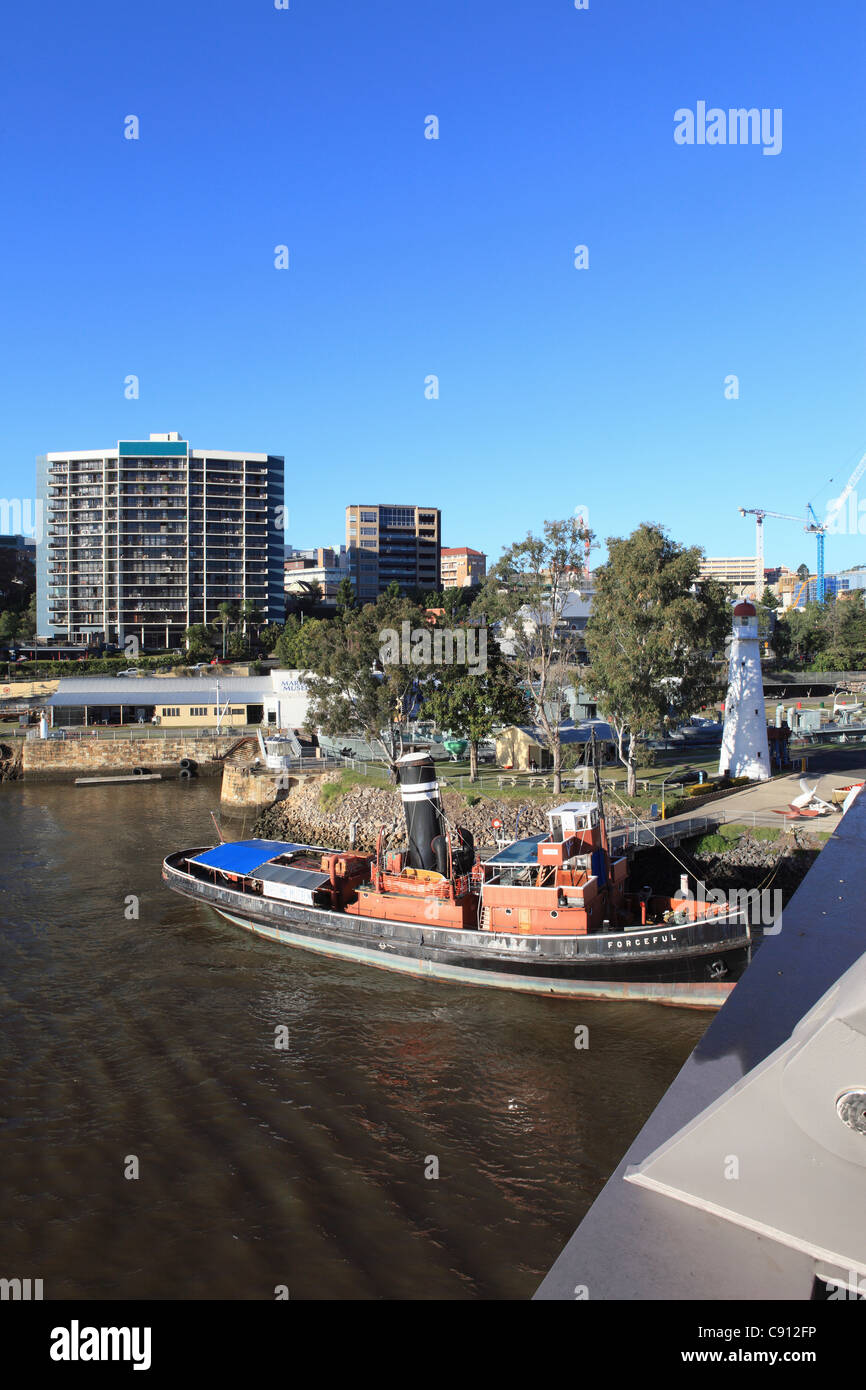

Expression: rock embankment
xmin=0 ymin=742 xmax=22 ymax=781
xmin=634 ymin=826 xmax=826 ymax=904
xmin=253 ymin=771 xmax=632 ymax=850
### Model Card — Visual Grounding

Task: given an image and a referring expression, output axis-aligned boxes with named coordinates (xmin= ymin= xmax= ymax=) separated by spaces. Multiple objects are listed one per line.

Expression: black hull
xmin=162 ymin=851 xmax=752 ymax=1008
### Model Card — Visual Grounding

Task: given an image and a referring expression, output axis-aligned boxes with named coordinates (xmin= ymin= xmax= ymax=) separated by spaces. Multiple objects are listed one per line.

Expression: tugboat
xmin=162 ymin=750 xmax=751 ymax=1008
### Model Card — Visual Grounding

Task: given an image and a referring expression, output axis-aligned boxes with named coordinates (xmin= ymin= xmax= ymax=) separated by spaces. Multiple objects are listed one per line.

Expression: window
xmin=161 ymin=707 xmax=180 ymax=717
xmin=380 ymin=507 xmax=414 ymax=528
xmin=190 ymin=707 xmax=207 ymax=717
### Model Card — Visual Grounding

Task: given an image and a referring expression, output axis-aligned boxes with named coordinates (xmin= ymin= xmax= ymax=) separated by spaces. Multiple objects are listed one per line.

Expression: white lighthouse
xmin=719 ymin=600 xmax=769 ymax=781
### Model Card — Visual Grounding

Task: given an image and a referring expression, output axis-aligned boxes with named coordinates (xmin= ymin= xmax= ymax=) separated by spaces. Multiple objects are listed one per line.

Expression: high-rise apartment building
xmin=37 ymin=434 xmax=284 ymax=650
xmin=345 ymin=504 xmax=441 ymax=600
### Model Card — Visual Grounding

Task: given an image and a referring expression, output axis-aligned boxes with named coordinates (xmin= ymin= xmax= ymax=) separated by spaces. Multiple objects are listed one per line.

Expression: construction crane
xmin=738 ymin=508 xmax=804 ymax=597
xmin=741 ymin=451 xmax=866 ymax=603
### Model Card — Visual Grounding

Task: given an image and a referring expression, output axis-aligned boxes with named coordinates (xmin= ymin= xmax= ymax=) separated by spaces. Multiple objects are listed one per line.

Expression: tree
xmin=421 ymin=642 xmax=528 ymax=782
xmin=0 ymin=610 xmax=20 ymax=639
xmin=422 ymin=587 xmax=471 ymax=615
xmin=185 ymin=624 xmax=214 ymax=659
xmin=275 ymin=616 xmax=328 ymax=670
xmin=301 ymin=590 xmax=431 ymax=768
xmin=771 ymin=612 xmax=793 ymax=668
xmin=787 ymin=601 xmax=825 ymax=665
xmin=335 ymin=576 xmax=356 ymax=617
xmin=815 ymin=592 xmax=866 ymax=670
xmin=258 ymin=622 xmax=284 ymax=656
xmin=275 ymin=614 xmax=302 ymax=667
xmin=217 ymin=602 xmax=239 ymax=659
xmin=242 ymin=600 xmax=264 ymax=647
xmin=760 ymin=587 xmax=780 ymax=610
xmin=583 ymin=524 xmax=729 ymax=796
xmin=475 ymin=516 xmax=590 ymax=793
xmin=17 ymin=594 xmax=37 ymax=638
xmin=796 ymin=563 xmax=810 ymax=583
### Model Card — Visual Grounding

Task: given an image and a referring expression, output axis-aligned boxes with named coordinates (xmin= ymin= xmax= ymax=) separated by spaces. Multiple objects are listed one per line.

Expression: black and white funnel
xmin=396 ymin=751 xmax=445 ymax=870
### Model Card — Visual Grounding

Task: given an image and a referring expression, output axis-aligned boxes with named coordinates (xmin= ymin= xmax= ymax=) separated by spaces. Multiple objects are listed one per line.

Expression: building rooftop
xmin=47 ymin=676 xmax=274 ymax=707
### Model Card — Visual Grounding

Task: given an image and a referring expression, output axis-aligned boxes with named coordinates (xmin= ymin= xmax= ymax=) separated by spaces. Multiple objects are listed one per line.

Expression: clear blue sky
xmin=2 ymin=0 xmax=864 ymax=575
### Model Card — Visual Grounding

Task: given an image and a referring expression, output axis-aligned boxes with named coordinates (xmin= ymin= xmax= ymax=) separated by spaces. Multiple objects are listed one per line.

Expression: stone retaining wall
xmin=22 ymin=736 xmax=247 ymax=781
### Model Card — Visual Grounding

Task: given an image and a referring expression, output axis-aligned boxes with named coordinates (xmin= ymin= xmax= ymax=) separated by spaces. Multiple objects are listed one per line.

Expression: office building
xmin=345 ymin=504 xmax=441 ymax=601
xmin=37 ymin=434 xmax=284 ymax=650
xmin=698 ymin=557 xmax=763 ymax=596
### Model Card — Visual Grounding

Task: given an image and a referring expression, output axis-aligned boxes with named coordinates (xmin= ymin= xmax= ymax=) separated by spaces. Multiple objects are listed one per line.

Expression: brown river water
xmin=0 ymin=778 xmax=708 ymax=1299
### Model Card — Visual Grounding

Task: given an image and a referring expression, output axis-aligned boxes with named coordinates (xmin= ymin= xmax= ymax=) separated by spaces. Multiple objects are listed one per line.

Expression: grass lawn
xmin=318 ymin=767 xmax=393 ymax=805
xmin=690 ymin=823 xmax=782 ymax=853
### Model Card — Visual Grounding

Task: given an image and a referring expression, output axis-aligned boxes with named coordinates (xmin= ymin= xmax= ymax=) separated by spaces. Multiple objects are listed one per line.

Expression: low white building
xmin=46 ymin=669 xmax=312 ymax=731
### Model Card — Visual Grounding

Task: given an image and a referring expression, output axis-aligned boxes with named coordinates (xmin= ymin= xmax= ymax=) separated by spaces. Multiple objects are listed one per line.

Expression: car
xmin=210 ymin=657 xmax=232 ymax=665
xmin=116 ymin=669 xmax=142 ymax=677
xmin=188 ymin=663 xmax=209 ymax=671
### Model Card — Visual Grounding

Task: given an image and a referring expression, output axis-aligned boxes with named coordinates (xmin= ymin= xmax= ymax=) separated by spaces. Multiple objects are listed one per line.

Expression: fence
xmin=37 ymin=726 xmax=254 ymax=743
xmin=240 ymin=756 xmax=344 ymax=776
xmin=608 ymin=815 xmax=720 ymax=852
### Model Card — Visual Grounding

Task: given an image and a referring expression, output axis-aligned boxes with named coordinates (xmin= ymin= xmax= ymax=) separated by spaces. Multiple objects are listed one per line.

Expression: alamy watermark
xmin=825 ymin=491 xmax=866 ymax=536
xmin=679 ymin=881 xmax=782 ymax=933
xmin=674 ymin=103 xmax=782 ymax=157
xmin=0 ymin=498 xmax=43 ymax=543
xmin=379 ymin=621 xmax=487 ymax=675
xmin=0 ymin=1277 xmax=43 ymax=1300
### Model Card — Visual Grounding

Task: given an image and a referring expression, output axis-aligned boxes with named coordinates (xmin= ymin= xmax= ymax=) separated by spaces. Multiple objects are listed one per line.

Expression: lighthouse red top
xmin=733 ymin=600 xmax=756 ymax=617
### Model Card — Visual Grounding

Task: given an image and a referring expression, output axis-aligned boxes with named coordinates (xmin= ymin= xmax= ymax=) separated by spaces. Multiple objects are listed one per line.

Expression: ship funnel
xmin=396 ymin=751 xmax=445 ymax=870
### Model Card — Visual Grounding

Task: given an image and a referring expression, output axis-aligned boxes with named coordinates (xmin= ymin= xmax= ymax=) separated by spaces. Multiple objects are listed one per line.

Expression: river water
xmin=0 ymin=778 xmax=708 ymax=1299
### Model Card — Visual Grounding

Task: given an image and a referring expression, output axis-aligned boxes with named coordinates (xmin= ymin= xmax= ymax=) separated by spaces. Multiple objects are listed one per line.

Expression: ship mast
xmin=589 ymin=727 xmax=611 ymax=862
xmin=590 ymin=727 xmax=604 ymax=820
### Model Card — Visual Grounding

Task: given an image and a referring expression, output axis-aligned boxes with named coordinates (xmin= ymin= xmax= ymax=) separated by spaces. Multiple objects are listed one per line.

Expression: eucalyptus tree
xmin=584 ymin=523 xmax=728 ymax=796
xmin=475 ymin=516 xmax=590 ymax=793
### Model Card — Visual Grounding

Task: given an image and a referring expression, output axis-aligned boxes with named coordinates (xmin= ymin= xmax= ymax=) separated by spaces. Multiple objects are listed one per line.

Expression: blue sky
xmin=2 ymin=0 xmax=864 ymax=576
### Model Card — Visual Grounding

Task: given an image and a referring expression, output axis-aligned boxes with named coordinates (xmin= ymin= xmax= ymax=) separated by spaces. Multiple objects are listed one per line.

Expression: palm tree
xmin=242 ymin=599 xmax=264 ymax=651
xmin=217 ymin=602 xmax=240 ymax=658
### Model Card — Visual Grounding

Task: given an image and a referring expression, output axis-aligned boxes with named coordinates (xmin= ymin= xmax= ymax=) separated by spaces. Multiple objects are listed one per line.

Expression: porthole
xmin=550 ymin=910 xmax=559 ymax=919
xmin=504 ymin=908 xmax=512 ymax=916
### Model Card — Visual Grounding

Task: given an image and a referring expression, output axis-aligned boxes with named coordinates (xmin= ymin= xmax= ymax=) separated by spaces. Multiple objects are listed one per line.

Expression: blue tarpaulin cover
xmin=190 ymin=840 xmax=298 ymax=875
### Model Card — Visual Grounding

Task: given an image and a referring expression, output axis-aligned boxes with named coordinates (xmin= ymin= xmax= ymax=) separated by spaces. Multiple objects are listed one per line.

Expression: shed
xmin=494 ymin=720 xmax=615 ymax=771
